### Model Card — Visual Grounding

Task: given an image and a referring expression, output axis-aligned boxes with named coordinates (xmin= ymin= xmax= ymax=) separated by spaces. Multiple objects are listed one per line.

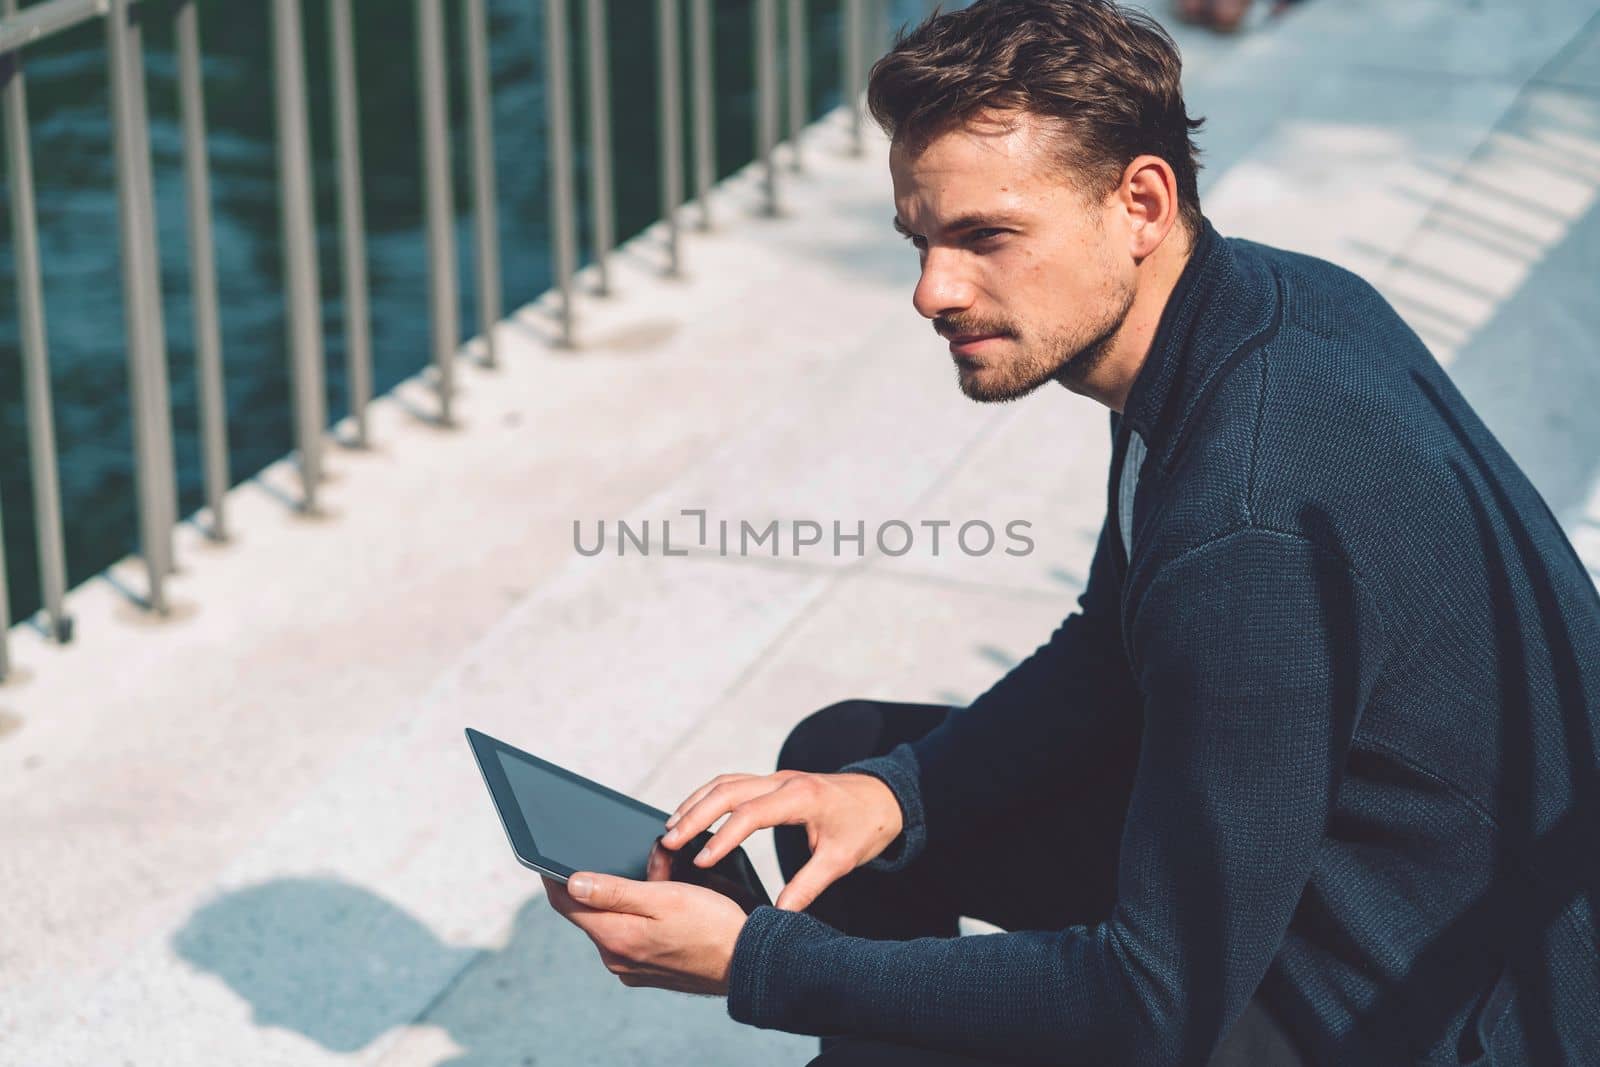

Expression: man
xmin=541 ymin=2 xmax=1600 ymax=1063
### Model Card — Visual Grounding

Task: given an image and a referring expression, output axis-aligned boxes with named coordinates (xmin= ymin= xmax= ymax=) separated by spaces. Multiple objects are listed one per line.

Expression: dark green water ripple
xmin=1 ymin=0 xmax=860 ymax=624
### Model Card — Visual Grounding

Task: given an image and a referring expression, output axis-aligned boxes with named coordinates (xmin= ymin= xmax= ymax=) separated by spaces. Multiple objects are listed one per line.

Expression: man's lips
xmin=945 ymin=333 xmax=1009 ymax=357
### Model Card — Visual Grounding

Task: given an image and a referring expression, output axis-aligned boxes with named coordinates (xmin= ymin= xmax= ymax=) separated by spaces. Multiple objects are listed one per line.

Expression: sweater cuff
xmin=726 ymin=905 xmax=843 ymax=1032
xmin=837 ymin=741 xmax=926 ymax=873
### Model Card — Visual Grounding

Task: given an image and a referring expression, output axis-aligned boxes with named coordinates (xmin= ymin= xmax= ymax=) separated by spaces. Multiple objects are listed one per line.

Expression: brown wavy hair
xmin=867 ymin=0 xmax=1206 ymax=239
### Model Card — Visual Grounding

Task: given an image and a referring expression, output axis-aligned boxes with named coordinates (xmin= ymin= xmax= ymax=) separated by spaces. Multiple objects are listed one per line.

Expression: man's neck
xmin=1058 ymin=225 xmax=1198 ymax=415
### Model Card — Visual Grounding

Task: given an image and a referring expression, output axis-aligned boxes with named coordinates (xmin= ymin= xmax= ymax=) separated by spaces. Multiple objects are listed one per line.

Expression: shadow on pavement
xmin=174 ymin=876 xmax=810 ymax=1066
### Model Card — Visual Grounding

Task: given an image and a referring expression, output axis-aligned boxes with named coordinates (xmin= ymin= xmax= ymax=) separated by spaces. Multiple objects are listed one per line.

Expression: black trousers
xmin=775 ymin=699 xmax=1307 ymax=1067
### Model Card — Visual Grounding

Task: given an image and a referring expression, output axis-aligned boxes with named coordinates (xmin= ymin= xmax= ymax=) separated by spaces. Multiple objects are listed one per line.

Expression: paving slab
xmin=862 ymin=393 xmax=1109 ymax=596
xmin=1539 ymin=10 xmax=1600 ymax=90
xmin=1287 ymin=0 xmax=1599 ymax=85
xmin=1202 ymin=70 xmax=1521 ymax=276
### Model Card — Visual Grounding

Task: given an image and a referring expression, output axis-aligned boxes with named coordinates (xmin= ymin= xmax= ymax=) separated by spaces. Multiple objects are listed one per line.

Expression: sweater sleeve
xmin=806 ymin=518 xmax=1132 ymax=876
xmin=906 ymin=517 xmax=1141 ymax=864
xmin=727 ymin=528 xmax=1386 ymax=1065
xmin=818 ymin=517 xmax=1136 ymax=874
xmin=834 ymin=742 xmax=926 ymax=873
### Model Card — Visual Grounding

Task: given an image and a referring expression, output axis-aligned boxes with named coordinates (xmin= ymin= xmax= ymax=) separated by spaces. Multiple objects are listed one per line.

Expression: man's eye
xmin=970 ymin=228 xmax=1005 ymax=244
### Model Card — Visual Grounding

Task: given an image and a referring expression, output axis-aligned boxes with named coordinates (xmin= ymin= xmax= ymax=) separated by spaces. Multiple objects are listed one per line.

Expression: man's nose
xmin=912 ymin=249 xmax=976 ymax=320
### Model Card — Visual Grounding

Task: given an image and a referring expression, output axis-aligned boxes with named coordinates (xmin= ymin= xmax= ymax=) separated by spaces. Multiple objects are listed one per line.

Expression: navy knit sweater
xmin=724 ymin=220 xmax=1600 ymax=1065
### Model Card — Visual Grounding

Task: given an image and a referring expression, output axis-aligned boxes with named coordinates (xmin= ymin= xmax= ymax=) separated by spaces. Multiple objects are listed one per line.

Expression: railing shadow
xmin=1367 ymin=78 xmax=1600 ymax=528
xmin=1439 ymin=186 xmax=1600 ymax=528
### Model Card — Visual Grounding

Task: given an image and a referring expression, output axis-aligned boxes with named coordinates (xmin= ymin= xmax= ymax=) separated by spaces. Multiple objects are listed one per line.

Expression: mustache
xmin=933 ymin=314 xmax=1017 ymax=341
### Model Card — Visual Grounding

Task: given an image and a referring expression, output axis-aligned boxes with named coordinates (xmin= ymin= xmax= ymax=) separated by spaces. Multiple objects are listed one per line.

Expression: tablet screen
xmin=495 ymin=748 xmax=666 ymax=880
xmin=468 ymin=728 xmax=772 ymax=914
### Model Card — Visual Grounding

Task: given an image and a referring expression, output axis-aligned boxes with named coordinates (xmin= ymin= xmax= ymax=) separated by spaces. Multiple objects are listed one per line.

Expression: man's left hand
xmin=541 ymin=865 xmax=749 ymax=996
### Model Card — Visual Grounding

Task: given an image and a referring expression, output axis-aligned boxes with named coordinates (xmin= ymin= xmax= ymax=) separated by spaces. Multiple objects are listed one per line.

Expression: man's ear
xmin=1119 ymin=155 xmax=1181 ymax=260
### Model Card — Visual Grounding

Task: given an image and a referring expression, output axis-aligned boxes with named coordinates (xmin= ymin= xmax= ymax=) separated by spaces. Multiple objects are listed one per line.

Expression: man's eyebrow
xmin=892 ymin=213 xmax=1024 ymax=239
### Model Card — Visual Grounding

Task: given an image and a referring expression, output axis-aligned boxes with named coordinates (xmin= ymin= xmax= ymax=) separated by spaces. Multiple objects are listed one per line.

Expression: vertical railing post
xmin=271 ymin=0 xmax=326 ymax=510
xmin=126 ymin=1 xmax=178 ymax=563
xmin=545 ymin=0 xmax=577 ymax=346
xmin=583 ymin=0 xmax=615 ymax=291
xmin=0 ymin=482 xmax=10 ymax=678
xmin=463 ymin=0 xmax=502 ymax=367
xmin=656 ymin=0 xmax=683 ymax=272
xmin=329 ymin=0 xmax=373 ymax=445
xmin=755 ymin=0 xmax=778 ymax=214
xmin=3 ymin=1 xmax=70 ymax=640
xmin=844 ymin=0 xmax=863 ymax=155
xmin=175 ymin=0 xmax=230 ymax=542
xmin=785 ymin=0 xmax=806 ymax=172
xmin=689 ymin=0 xmax=714 ymax=230
xmin=0 ymin=43 xmax=10 ymax=675
xmin=416 ymin=0 xmax=458 ymax=422
xmin=107 ymin=0 xmax=173 ymax=609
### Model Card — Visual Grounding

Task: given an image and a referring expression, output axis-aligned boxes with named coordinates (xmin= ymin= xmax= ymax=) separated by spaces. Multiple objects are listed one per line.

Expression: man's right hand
xmin=658 ymin=769 xmax=904 ymax=912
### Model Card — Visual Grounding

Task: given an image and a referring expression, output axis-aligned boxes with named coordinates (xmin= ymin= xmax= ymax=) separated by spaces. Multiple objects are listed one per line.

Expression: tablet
xmin=466 ymin=727 xmax=773 ymax=915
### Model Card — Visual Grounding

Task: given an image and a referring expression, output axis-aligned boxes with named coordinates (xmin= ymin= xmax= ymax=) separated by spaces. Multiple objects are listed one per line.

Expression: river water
xmin=0 ymin=0 xmax=867 ymax=623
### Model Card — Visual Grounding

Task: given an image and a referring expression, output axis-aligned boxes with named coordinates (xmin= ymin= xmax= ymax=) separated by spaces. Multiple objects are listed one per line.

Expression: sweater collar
xmin=1119 ymin=217 xmax=1280 ymax=472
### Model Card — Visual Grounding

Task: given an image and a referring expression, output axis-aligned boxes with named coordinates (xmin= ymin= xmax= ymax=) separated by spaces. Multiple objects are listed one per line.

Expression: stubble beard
xmin=953 ymin=279 xmax=1136 ymax=404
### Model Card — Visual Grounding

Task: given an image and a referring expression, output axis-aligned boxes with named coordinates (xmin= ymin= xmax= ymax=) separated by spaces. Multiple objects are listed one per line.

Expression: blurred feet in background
xmin=1173 ymin=0 xmax=1306 ymax=33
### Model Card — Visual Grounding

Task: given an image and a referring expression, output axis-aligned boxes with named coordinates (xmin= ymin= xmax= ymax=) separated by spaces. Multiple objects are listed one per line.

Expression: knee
xmin=805 ymin=1044 xmax=876 ymax=1067
xmin=777 ymin=699 xmax=883 ymax=775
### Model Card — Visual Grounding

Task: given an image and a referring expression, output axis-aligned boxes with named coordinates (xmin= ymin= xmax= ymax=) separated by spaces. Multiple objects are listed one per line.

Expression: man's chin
xmin=956 ymin=364 xmax=1040 ymax=404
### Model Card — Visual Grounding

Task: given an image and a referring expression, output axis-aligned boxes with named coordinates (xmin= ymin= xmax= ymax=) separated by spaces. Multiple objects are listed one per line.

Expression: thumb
xmin=566 ymin=876 xmax=633 ymax=908
xmin=774 ymin=853 xmax=845 ymax=912
xmin=568 ymin=872 xmax=651 ymax=914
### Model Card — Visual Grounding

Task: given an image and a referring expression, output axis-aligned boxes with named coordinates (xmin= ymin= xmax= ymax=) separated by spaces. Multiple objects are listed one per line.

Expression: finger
xmin=694 ymin=784 xmax=812 ymax=867
xmin=662 ymin=774 xmax=763 ymax=840
xmin=569 ymin=872 xmax=660 ymax=917
xmin=646 ymin=839 xmax=673 ymax=882
xmin=597 ymin=946 xmax=631 ymax=974
xmin=561 ymin=904 xmax=640 ymax=947
xmin=617 ymin=971 xmax=687 ymax=990
xmin=598 ymin=946 xmax=672 ymax=982
xmin=665 ymin=773 xmax=753 ymax=830
xmin=662 ymin=776 xmax=786 ymax=851
xmin=774 ymin=850 xmax=850 ymax=912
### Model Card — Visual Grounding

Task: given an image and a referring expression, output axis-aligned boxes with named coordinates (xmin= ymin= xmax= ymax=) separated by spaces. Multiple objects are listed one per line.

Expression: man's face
xmin=890 ymin=111 xmax=1137 ymax=403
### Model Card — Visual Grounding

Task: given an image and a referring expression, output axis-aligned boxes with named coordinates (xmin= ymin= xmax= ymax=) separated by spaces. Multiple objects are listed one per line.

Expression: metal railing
xmin=0 ymin=0 xmax=912 ymax=681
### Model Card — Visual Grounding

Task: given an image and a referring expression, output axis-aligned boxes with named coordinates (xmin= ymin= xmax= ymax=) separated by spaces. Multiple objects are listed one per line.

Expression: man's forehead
xmin=890 ymin=109 xmax=1059 ymax=174
xmin=890 ymin=117 xmax=1071 ymax=214
xmin=889 ymin=111 xmax=1071 ymax=230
